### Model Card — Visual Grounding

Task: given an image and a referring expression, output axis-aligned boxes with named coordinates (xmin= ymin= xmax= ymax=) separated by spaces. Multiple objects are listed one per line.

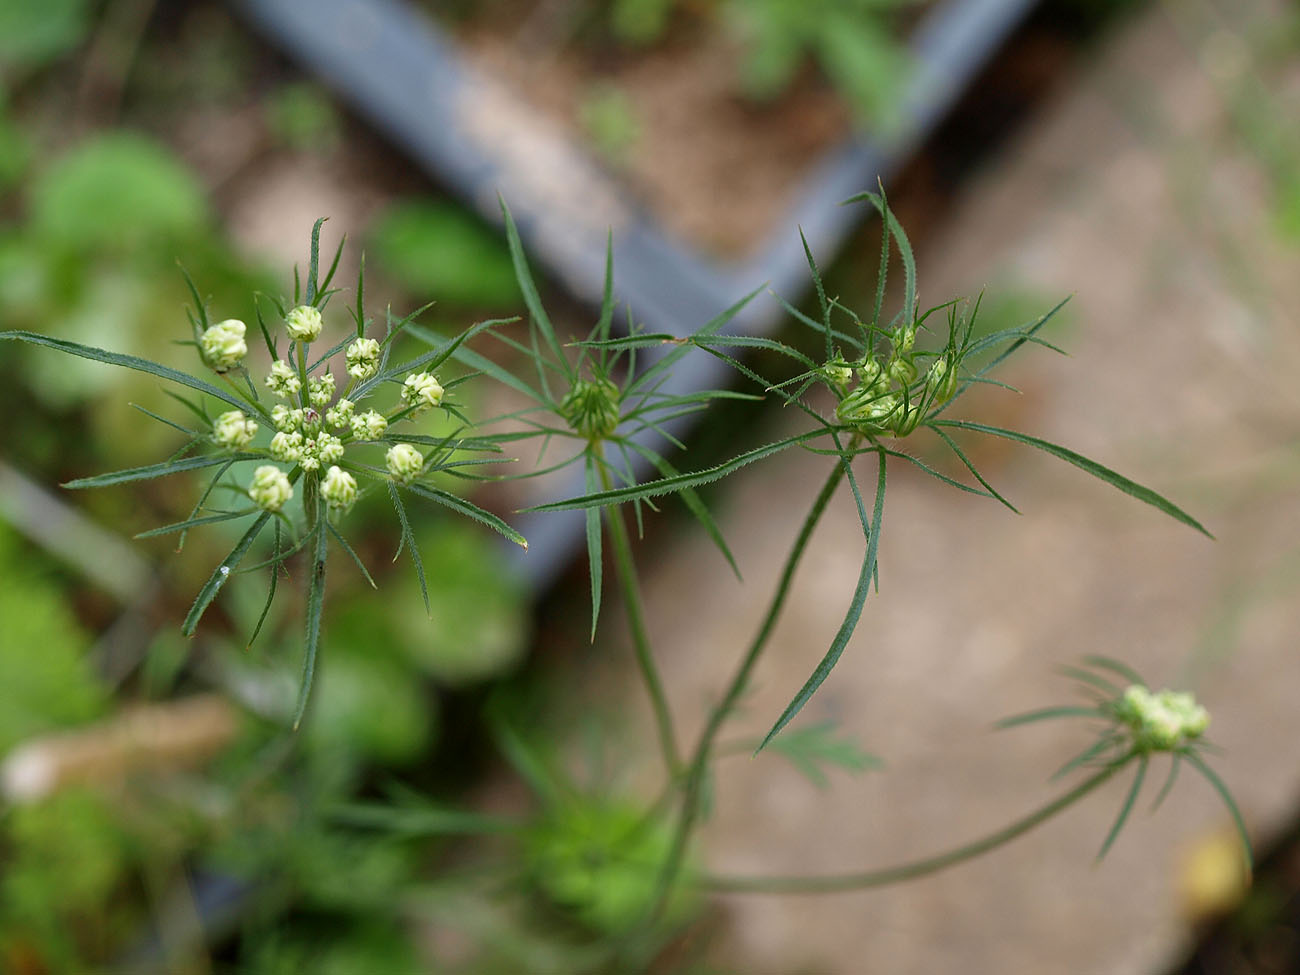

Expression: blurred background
xmin=1 ymin=0 xmax=1299 ymax=972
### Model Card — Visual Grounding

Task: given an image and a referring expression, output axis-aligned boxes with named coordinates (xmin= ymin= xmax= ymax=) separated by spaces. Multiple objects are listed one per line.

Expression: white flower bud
xmin=346 ymin=337 xmax=381 ymax=380
xmin=316 ymin=432 xmax=344 ymax=465
xmin=285 ymin=304 xmax=323 ymax=343
xmin=249 ymin=465 xmax=292 ymax=512
xmin=269 ymin=430 xmax=303 ymax=463
xmin=298 ymin=447 xmax=320 ymax=472
xmin=212 ymin=410 xmax=258 ymax=448
xmin=308 ymin=372 xmax=335 ymax=407
xmin=271 ymin=404 xmax=297 ymax=432
xmin=266 ymin=360 xmax=301 ymax=399
xmin=200 ymin=319 xmax=247 ymax=372
xmin=320 ymin=465 xmax=358 ymax=510
xmin=1119 ymin=684 xmax=1211 ymax=751
xmin=386 ymin=443 xmax=423 ymax=483
xmin=351 ymin=410 xmax=388 ymax=440
xmin=401 ymin=371 xmax=444 ymax=412
xmin=325 ymin=397 xmax=354 ymax=430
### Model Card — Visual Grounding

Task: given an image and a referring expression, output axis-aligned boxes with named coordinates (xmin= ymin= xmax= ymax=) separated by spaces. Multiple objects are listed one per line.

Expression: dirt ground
xmin=585 ymin=4 xmax=1300 ymax=972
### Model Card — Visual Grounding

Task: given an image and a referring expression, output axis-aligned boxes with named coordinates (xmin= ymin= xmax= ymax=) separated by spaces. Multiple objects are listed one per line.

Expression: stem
xmin=702 ymin=760 xmax=1128 ymax=894
xmin=599 ymin=455 xmax=681 ymax=777
xmin=650 ymin=455 xmax=849 ymax=915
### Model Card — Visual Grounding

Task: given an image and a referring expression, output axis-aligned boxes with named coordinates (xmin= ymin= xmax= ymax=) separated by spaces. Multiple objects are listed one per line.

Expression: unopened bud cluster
xmin=830 ymin=325 xmax=958 ymax=438
xmin=193 ymin=298 xmax=454 ymax=518
xmin=561 ymin=376 xmax=621 ymax=441
xmin=1115 ymin=685 xmax=1210 ymax=752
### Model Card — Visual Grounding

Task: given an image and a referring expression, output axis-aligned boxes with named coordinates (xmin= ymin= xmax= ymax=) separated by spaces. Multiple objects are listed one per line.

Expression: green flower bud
xmin=386 ymin=443 xmax=423 ymax=483
xmin=351 ymin=410 xmax=388 ymax=440
xmin=561 ymin=377 xmax=620 ymax=440
xmin=266 ymin=360 xmax=301 ymax=399
xmin=325 ymin=397 xmax=355 ymax=430
xmin=893 ymin=324 xmax=916 ymax=355
xmin=271 ymin=404 xmax=297 ymax=432
xmin=401 ymin=371 xmax=444 ymax=412
xmin=200 ymin=319 xmax=247 ymax=372
xmin=345 ymin=337 xmax=380 ymax=380
xmin=886 ymin=355 xmax=917 ymax=386
xmin=821 ymin=356 xmax=854 ymax=390
xmin=836 ymin=384 xmax=900 ymax=432
xmin=320 ymin=465 xmax=358 ymax=511
xmin=308 ymin=371 xmax=335 ymax=407
xmin=269 ymin=430 xmax=303 ymax=463
xmin=249 ymin=465 xmax=293 ymax=512
xmin=286 ymin=304 xmax=323 ymax=343
xmin=926 ymin=357 xmax=958 ymax=404
xmin=316 ymin=432 xmax=344 ymax=465
xmin=1119 ymin=684 xmax=1211 ymax=751
xmin=212 ymin=410 xmax=258 ymax=448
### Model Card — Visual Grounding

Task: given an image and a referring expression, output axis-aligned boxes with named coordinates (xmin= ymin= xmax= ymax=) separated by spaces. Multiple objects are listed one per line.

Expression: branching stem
xmin=702 ymin=759 xmax=1127 ymax=893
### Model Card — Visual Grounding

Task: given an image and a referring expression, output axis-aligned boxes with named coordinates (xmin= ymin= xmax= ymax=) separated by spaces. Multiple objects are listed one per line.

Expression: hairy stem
xmin=701 ymin=760 xmax=1127 ymax=893
xmin=600 ymin=457 xmax=682 ymax=777
xmin=650 ymin=455 xmax=849 ymax=915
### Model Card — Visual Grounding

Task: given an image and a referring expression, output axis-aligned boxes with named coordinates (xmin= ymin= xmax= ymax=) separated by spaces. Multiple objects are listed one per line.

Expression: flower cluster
xmin=200 ymin=319 xmax=248 ymax=372
xmin=1115 ymin=685 xmax=1210 ymax=752
xmin=829 ymin=324 xmax=957 ymax=438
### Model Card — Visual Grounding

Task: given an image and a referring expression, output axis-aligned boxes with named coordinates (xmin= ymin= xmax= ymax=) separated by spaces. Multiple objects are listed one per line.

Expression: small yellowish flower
xmin=386 ymin=443 xmax=423 ymax=483
xmin=269 ymin=430 xmax=304 ymax=463
xmin=320 ymin=465 xmax=358 ymax=510
xmin=200 ymin=319 xmax=247 ymax=372
xmin=308 ymin=372 xmax=335 ymax=407
xmin=351 ymin=410 xmax=388 ymax=440
xmin=346 ymin=337 xmax=381 ymax=380
xmin=325 ymin=398 xmax=354 ymax=430
xmin=266 ymin=360 xmax=301 ymax=399
xmin=402 ymin=371 xmax=444 ymax=412
xmin=212 ymin=410 xmax=258 ymax=448
xmin=271 ymin=404 xmax=297 ymax=432
xmin=249 ymin=465 xmax=292 ymax=512
xmin=286 ymin=304 xmax=323 ymax=342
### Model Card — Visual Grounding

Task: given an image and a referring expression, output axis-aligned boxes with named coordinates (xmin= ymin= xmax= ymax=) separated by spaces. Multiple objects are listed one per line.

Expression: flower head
xmin=561 ymin=377 xmax=621 ymax=441
xmin=1117 ymin=685 xmax=1210 ymax=752
xmin=286 ymin=304 xmax=323 ymax=343
xmin=249 ymin=465 xmax=293 ymax=512
xmin=346 ymin=337 xmax=380 ymax=380
xmin=351 ymin=410 xmax=388 ymax=441
xmin=325 ymin=398 xmax=355 ymax=430
xmin=200 ymin=319 xmax=247 ymax=372
xmin=308 ymin=371 xmax=336 ymax=407
xmin=266 ymin=360 xmax=301 ymax=399
xmin=320 ymin=465 xmax=358 ymax=511
xmin=386 ymin=443 xmax=423 ymax=483
xmin=401 ymin=372 xmax=444 ymax=413
xmin=269 ymin=430 xmax=304 ymax=463
xmin=212 ymin=410 xmax=258 ymax=448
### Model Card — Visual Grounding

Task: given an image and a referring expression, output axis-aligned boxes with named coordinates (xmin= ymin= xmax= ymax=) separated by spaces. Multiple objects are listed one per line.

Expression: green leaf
xmin=1081 ymin=655 xmax=1144 ymax=686
xmin=758 ymin=450 xmax=886 ymax=751
xmin=388 ymin=480 xmax=429 ymax=616
xmin=525 ymin=429 xmax=824 ymax=512
xmin=367 ymin=315 xmax=516 ymax=392
xmin=799 ymin=228 xmax=833 ymax=361
xmin=134 ymin=509 xmax=253 ymax=539
xmin=292 ymin=518 xmax=329 ymax=729
xmin=406 ymin=322 xmax=540 ymax=401
xmin=926 ymin=425 xmax=1019 ymax=513
xmin=403 ymin=482 xmax=527 ymax=550
xmin=1096 ymin=754 xmax=1146 ymax=860
xmin=0 ymin=331 xmax=262 ymax=417
xmin=628 ymin=285 xmax=764 ymax=396
xmin=182 ymin=512 xmax=273 ymax=636
xmin=326 ymin=519 xmax=377 ymax=589
xmin=996 ymin=705 xmax=1107 ymax=729
xmin=761 ymin=720 xmax=882 ymax=789
xmin=330 ymin=801 xmax=518 ymax=837
xmin=847 ymin=189 xmax=915 ymax=324
xmin=585 ymin=454 xmax=603 ymax=641
xmin=1184 ymin=750 xmax=1253 ymax=869
xmin=625 ymin=440 xmax=740 ymax=580
xmin=247 ymin=521 xmax=282 ymax=650
xmin=63 ymin=452 xmax=258 ymax=489
xmin=1150 ymin=754 xmax=1182 ymax=812
xmin=500 ymin=198 xmax=572 ymax=381
xmin=933 ymin=420 xmax=1213 ymax=538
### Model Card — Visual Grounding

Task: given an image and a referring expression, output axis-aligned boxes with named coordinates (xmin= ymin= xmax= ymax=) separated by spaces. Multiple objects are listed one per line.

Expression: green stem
xmin=650 ymin=455 xmax=849 ymax=915
xmin=598 ymin=456 xmax=681 ymax=777
xmin=702 ymin=760 xmax=1127 ymax=894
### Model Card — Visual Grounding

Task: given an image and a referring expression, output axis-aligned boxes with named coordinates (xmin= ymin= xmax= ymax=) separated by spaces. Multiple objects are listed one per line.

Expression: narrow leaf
xmin=1097 ymin=754 xmax=1146 ymax=860
xmin=585 ymin=454 xmax=603 ymax=641
xmin=934 ymin=420 xmax=1213 ymax=537
xmin=182 ymin=512 xmax=273 ymax=636
xmin=388 ymin=480 xmax=429 ymax=616
xmin=64 ymin=452 xmax=258 ymax=489
xmin=403 ymin=482 xmax=527 ymax=549
xmin=1184 ymin=750 xmax=1253 ymax=869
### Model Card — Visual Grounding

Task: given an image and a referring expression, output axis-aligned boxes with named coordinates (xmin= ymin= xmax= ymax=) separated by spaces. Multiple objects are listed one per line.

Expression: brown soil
xmin=457 ymin=12 xmax=854 ymax=259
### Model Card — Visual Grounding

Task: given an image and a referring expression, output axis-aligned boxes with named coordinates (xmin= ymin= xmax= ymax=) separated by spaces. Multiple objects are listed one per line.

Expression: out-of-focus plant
xmin=1 ymin=190 xmax=1250 ymax=971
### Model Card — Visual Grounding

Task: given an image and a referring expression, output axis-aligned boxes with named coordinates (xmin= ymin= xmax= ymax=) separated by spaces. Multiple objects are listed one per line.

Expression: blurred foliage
xmin=580 ymin=84 xmax=641 ymax=166
xmin=265 ymin=82 xmax=343 ymax=154
xmin=0 ymin=0 xmax=92 ymax=79
xmin=366 ymin=200 xmax=518 ymax=310
xmin=0 ymin=525 xmax=106 ymax=753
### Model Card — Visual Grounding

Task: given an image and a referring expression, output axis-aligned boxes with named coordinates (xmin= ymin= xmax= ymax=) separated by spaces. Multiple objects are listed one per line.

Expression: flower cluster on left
xmin=1 ymin=219 xmax=526 ymax=728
